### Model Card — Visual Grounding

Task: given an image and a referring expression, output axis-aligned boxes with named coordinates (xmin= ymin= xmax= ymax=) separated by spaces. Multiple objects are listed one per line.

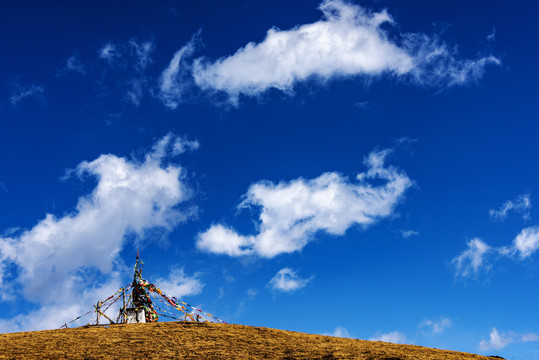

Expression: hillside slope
xmin=0 ymin=322 xmax=500 ymax=359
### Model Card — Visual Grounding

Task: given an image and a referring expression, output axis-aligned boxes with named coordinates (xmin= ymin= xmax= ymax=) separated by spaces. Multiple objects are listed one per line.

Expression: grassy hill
xmin=0 ymin=322 xmax=502 ymax=359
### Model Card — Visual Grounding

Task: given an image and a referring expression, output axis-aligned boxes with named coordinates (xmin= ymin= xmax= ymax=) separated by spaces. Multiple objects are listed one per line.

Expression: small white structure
xmin=125 ymin=307 xmax=146 ymax=324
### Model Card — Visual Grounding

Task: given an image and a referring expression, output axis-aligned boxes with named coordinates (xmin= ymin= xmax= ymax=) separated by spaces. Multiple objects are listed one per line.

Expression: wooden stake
xmin=95 ymin=302 xmax=100 ymax=325
xmin=122 ymin=289 xmax=126 ymax=323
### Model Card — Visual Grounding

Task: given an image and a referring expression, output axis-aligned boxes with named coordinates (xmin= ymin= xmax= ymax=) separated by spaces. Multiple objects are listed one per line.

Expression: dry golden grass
xmin=0 ymin=322 xmax=502 ymax=359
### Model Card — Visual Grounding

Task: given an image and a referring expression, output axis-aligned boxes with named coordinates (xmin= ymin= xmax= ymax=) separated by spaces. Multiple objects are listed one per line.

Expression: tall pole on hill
xmin=132 ymin=250 xmax=143 ymax=309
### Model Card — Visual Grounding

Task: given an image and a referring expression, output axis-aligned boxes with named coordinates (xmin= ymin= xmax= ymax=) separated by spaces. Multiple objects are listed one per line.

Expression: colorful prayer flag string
xmin=61 ymin=253 xmax=226 ymax=328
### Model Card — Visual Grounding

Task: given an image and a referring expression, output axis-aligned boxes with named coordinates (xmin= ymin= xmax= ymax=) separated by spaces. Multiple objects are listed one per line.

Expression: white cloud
xmin=169 ymin=135 xmax=200 ymax=155
xmin=511 ymin=226 xmax=539 ymax=259
xmin=161 ymin=0 xmax=499 ymax=105
xmin=123 ymin=78 xmax=147 ymax=106
xmin=479 ymin=328 xmax=514 ymax=351
xmin=479 ymin=328 xmax=539 ymax=351
xmin=89 ymin=40 xmax=157 ymax=107
xmin=197 ymin=224 xmax=255 ymax=257
xmin=246 ymin=288 xmax=257 ymax=299
xmin=489 ymin=193 xmax=531 ymax=221
xmin=192 ymin=0 xmax=412 ymax=102
xmin=370 ymin=331 xmax=407 ymax=344
xmin=487 ymin=27 xmax=496 ymax=42
xmin=353 ymin=101 xmax=371 ymax=110
xmin=99 ymin=39 xmax=154 ymax=72
xmin=451 ymin=238 xmax=492 ymax=278
xmin=453 ymin=226 xmax=539 ymax=278
xmin=268 ymin=268 xmax=312 ymax=292
xmin=324 ymin=326 xmax=352 ymax=338
xmin=129 ymin=40 xmax=155 ymax=72
xmin=521 ymin=333 xmax=539 ymax=342
xmin=154 ymin=268 xmax=204 ymax=298
xmin=63 ymin=54 xmax=86 ymax=75
xmin=0 ymin=274 xmax=122 ymax=333
xmin=400 ymin=230 xmax=419 ymax=239
xmin=419 ymin=317 xmax=452 ymax=335
xmin=197 ymin=148 xmax=412 ymax=258
xmin=9 ymin=84 xmax=45 ymax=106
xmin=159 ymin=37 xmax=198 ymax=109
xmin=0 ymin=133 xmax=198 ymax=331
xmin=234 ymin=288 xmax=258 ymax=317
xmin=404 ymin=33 xmax=499 ymax=88
xmin=99 ymin=42 xmax=119 ymax=64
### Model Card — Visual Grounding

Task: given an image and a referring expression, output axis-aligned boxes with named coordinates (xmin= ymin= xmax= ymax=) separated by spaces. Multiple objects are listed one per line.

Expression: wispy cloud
xmin=452 ymin=238 xmax=492 ymax=279
xmin=123 ymin=78 xmax=147 ymax=106
xmin=453 ymin=225 xmax=539 ymax=278
xmin=521 ymin=333 xmax=539 ymax=342
xmin=477 ymin=328 xmax=539 ymax=351
xmin=159 ymin=35 xmax=199 ymax=109
xmin=9 ymin=83 xmax=45 ymax=106
xmin=404 ymin=32 xmax=499 ymax=88
xmin=129 ymin=39 xmax=155 ymax=72
xmin=268 ymin=268 xmax=312 ymax=292
xmin=487 ymin=27 xmax=496 ymax=42
xmin=94 ymin=39 xmax=157 ymax=106
xmin=61 ymin=54 xmax=86 ymax=76
xmin=98 ymin=42 xmax=120 ymax=64
xmin=233 ymin=288 xmax=258 ymax=317
xmin=0 ymin=133 xmax=198 ymax=331
xmin=161 ymin=0 xmax=499 ymax=106
xmin=324 ymin=326 xmax=352 ymax=338
xmin=98 ymin=39 xmax=154 ymax=71
xmin=489 ymin=193 xmax=531 ymax=221
xmin=419 ymin=317 xmax=452 ymax=335
xmin=370 ymin=331 xmax=407 ymax=344
xmin=399 ymin=230 xmax=419 ymax=239
xmin=197 ymin=148 xmax=412 ymax=258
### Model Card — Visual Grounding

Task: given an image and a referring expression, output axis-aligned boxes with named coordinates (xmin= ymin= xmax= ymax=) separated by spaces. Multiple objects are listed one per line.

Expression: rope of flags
xmin=61 ymin=253 xmax=226 ymax=328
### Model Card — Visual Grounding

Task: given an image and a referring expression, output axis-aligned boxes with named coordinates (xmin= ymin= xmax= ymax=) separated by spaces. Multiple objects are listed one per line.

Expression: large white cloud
xmin=197 ymin=148 xmax=412 ymax=258
xmin=0 ymin=133 xmax=200 ymax=331
xmin=161 ymin=0 xmax=499 ymax=105
xmin=192 ymin=0 xmax=412 ymax=99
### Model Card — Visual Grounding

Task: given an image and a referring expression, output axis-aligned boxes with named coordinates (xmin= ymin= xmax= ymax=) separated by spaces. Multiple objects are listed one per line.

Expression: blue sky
xmin=1 ymin=0 xmax=538 ymax=358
